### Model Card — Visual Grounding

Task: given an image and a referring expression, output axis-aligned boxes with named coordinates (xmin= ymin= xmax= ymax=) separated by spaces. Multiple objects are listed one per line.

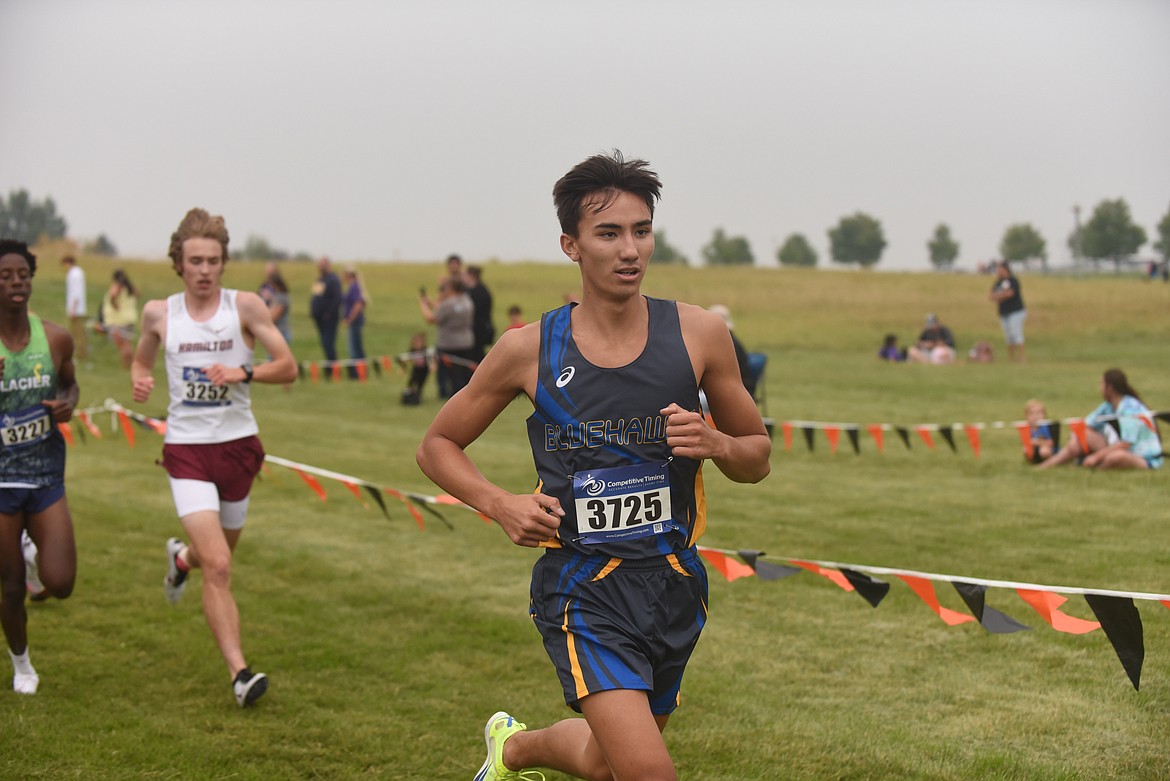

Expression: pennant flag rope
xmin=779 ymin=411 xmax=1165 ymax=458
xmin=66 ymin=401 xmax=464 ymax=530
xmin=66 ymin=401 xmax=1167 ymax=688
xmin=296 ymin=348 xmax=480 ymax=383
xmin=697 ymin=547 xmax=1170 ymax=690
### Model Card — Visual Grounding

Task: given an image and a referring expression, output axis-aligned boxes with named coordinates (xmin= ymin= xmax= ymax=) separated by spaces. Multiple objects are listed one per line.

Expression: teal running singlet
xmin=0 ymin=315 xmax=65 ymax=486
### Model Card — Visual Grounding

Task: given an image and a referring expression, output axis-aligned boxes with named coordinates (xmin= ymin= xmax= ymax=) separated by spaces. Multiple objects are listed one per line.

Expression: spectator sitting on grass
xmin=1037 ymin=368 xmax=1162 ymax=470
xmin=906 ymin=313 xmax=955 ymax=364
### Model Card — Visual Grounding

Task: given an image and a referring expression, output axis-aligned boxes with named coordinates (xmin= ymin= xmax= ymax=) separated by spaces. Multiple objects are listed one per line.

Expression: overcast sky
xmin=3 ymin=0 xmax=1168 ymax=269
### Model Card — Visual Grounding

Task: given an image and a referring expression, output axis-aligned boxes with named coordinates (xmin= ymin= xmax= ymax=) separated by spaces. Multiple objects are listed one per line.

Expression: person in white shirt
xmin=60 ymin=255 xmax=87 ymax=362
xmin=130 ymin=208 xmax=296 ymax=707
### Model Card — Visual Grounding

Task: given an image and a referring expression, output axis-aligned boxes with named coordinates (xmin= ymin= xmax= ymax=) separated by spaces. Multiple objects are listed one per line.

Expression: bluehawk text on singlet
xmin=178 ymin=339 xmax=235 ymax=353
xmin=544 ymin=415 xmax=668 ymax=451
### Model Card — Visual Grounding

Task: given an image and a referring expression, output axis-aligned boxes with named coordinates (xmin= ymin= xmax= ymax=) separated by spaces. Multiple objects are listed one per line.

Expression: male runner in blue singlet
xmin=417 ymin=152 xmax=771 ymax=781
xmin=0 ymin=240 xmax=80 ymax=695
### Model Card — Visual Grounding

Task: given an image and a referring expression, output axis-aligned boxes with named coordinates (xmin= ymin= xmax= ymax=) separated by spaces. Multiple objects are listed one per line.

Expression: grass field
xmin=3 ymin=251 xmax=1169 ymax=780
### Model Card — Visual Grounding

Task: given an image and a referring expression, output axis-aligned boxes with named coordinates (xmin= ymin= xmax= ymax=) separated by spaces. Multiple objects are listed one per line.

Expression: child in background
xmin=1024 ymin=399 xmax=1055 ymax=463
xmin=506 ymin=304 xmax=525 ymax=331
xmin=878 ymin=333 xmax=905 ymax=362
xmin=400 ymin=332 xmax=430 ymax=405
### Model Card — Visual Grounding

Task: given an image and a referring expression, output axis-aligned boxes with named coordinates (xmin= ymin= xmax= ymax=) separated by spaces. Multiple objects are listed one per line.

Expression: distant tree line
xmin=653 ymin=197 xmax=1169 ymax=271
xmin=1 ymin=189 xmax=68 ymax=244
xmin=5 ymin=187 xmax=1168 ymax=272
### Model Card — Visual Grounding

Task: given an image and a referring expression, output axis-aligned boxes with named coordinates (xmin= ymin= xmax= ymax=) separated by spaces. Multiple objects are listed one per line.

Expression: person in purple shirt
xmin=342 ymin=266 xmax=368 ymax=379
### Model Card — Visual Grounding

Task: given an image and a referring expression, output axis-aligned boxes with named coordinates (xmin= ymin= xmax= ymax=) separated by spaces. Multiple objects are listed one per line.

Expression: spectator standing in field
xmin=0 ymin=239 xmax=79 ymax=695
xmin=309 ymin=256 xmax=342 ymax=364
xmin=445 ymin=253 xmax=464 ymax=288
xmin=417 ymin=151 xmax=771 ymax=781
xmin=130 ymin=208 xmax=297 ymax=707
xmin=258 ymin=262 xmax=292 ymax=346
xmin=989 ymin=260 xmax=1027 ymax=363
xmin=1037 ymin=368 xmax=1162 ymax=470
xmin=906 ymin=313 xmax=956 ymax=364
xmin=709 ymin=303 xmax=755 ymax=395
xmin=465 ymin=265 xmax=496 ymax=354
xmin=419 ymin=277 xmax=476 ymax=398
xmin=61 ymin=255 xmax=88 ymax=363
xmin=101 ymin=269 xmax=139 ymax=369
xmin=342 ymin=266 xmax=369 ymax=378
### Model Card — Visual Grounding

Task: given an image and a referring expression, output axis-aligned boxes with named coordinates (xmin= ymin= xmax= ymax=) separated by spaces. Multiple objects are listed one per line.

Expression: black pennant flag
xmin=938 ymin=426 xmax=957 ymax=453
xmin=952 ymin=582 xmax=1031 ymax=634
xmin=801 ymin=426 xmax=815 ymax=452
xmin=895 ymin=427 xmax=911 ymax=449
xmin=409 ymin=497 xmax=456 ymax=530
xmin=1049 ymin=421 xmax=1062 ymax=449
xmin=372 ymin=360 xmax=383 ymax=377
xmin=737 ymin=550 xmax=801 ymax=581
xmin=839 ymin=569 xmax=890 ymax=608
xmin=846 ymin=428 xmax=860 ymax=455
xmin=1084 ymin=594 xmax=1144 ymax=691
xmin=363 ymin=485 xmax=391 ymax=520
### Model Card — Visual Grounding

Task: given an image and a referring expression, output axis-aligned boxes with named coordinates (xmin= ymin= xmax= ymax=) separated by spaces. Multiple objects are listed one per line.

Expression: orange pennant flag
xmin=897 ymin=575 xmax=977 ymax=626
xmin=357 ymin=361 xmax=368 ymax=382
xmin=385 ymin=489 xmax=425 ymax=530
xmin=1162 ymin=601 xmax=1170 ymax=610
xmin=294 ymin=469 xmax=328 ymax=502
xmin=147 ymin=418 xmax=167 ymax=435
xmin=331 ymin=363 xmax=342 ymax=382
xmin=698 ymin=548 xmax=756 ymax=582
xmin=1068 ymin=419 xmax=1088 ymax=453
xmin=1015 ymin=422 xmax=1033 ymax=460
xmin=57 ymin=422 xmax=74 ymax=446
xmin=824 ymin=426 xmax=840 ymax=454
xmin=342 ymin=481 xmax=368 ymax=508
xmin=915 ymin=427 xmax=935 ymax=450
xmin=790 ymin=560 xmax=854 ymax=592
xmin=117 ymin=410 xmax=135 ymax=448
xmin=963 ymin=425 xmax=982 ymax=458
xmin=79 ymin=411 xmax=103 ymax=438
xmin=380 ymin=355 xmax=392 ymax=373
xmin=1015 ymin=589 xmax=1100 ymax=634
xmin=866 ymin=424 xmax=885 ymax=453
xmin=1139 ymin=413 xmax=1156 ymax=433
xmin=309 ymin=363 xmax=320 ymax=383
xmin=781 ymin=422 xmax=793 ymax=451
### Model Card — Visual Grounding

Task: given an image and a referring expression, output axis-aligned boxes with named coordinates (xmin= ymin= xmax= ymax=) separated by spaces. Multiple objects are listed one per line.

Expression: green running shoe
xmin=473 ymin=711 xmax=544 ymax=781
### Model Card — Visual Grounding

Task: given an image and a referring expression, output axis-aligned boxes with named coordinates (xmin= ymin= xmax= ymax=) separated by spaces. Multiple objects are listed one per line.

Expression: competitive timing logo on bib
xmin=578 ymin=474 xmax=606 ymax=496
xmin=556 ymin=366 xmax=576 ymax=388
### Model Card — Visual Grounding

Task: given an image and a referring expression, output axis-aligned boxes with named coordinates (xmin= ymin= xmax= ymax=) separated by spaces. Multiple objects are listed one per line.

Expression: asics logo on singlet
xmin=579 ymin=475 xmax=606 ymax=496
xmin=556 ymin=366 xmax=576 ymax=388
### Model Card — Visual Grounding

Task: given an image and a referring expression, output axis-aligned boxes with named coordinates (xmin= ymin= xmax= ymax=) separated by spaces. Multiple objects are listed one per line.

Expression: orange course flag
xmin=824 ymin=426 xmax=840 ymax=454
xmin=697 ymin=548 xmax=756 ymax=582
xmin=897 ymin=575 xmax=977 ymax=626
xmin=1015 ymin=422 xmax=1033 ymax=460
xmin=1016 ymin=589 xmax=1100 ymax=635
xmin=294 ymin=469 xmax=328 ymax=502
